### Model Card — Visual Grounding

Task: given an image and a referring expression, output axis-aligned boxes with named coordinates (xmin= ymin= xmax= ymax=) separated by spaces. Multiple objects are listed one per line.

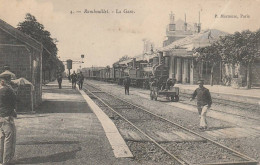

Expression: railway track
xmin=82 ymin=82 xmax=258 ymax=165
xmin=89 ymin=80 xmax=259 ymax=120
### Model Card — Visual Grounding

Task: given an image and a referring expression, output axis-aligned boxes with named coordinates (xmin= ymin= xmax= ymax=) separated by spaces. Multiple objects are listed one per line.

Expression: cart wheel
xmin=174 ymin=95 xmax=179 ymax=102
xmin=171 ymin=96 xmax=175 ymax=102
xmin=150 ymin=92 xmax=153 ymax=100
xmin=155 ymin=92 xmax=158 ymax=101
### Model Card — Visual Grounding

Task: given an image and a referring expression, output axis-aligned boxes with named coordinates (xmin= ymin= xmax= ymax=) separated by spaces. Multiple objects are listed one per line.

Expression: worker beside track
xmin=190 ymin=80 xmax=212 ymax=130
xmin=123 ymin=76 xmax=131 ymax=95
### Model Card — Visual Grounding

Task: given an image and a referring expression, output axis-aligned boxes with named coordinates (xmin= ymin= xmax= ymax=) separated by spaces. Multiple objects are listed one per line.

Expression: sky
xmin=0 ymin=0 xmax=259 ymax=70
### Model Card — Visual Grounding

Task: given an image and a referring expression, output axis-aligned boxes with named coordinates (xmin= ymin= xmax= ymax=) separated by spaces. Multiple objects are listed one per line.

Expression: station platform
xmin=13 ymin=80 xmax=133 ymax=165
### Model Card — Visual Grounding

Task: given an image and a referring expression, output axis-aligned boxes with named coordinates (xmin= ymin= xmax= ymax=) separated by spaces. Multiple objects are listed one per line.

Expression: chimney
xmin=132 ymin=58 xmax=136 ymax=69
xmin=169 ymin=11 xmax=175 ymax=24
xmin=198 ymin=11 xmax=201 ymax=33
xmin=169 ymin=12 xmax=176 ymax=31
xmin=158 ymin=52 xmax=163 ymax=65
xmin=153 ymin=57 xmax=159 ymax=66
xmin=194 ymin=23 xmax=198 ymax=33
xmin=184 ymin=14 xmax=187 ymax=31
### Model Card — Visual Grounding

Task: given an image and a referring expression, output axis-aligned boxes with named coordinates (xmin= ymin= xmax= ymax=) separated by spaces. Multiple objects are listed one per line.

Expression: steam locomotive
xmin=81 ymin=52 xmax=171 ymax=89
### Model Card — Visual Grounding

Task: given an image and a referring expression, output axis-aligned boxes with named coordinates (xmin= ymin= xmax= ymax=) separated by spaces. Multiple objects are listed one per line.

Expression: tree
xmin=194 ymin=43 xmax=222 ymax=86
xmin=218 ymin=30 xmax=260 ymax=89
xmin=17 ymin=13 xmax=64 ymax=81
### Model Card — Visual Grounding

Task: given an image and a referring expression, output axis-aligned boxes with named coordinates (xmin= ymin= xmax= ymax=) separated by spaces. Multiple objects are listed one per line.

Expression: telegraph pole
xmin=80 ymin=54 xmax=85 ymax=70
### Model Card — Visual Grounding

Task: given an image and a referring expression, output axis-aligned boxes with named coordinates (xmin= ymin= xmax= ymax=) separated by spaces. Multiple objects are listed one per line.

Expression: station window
xmin=202 ymin=62 xmax=212 ymax=75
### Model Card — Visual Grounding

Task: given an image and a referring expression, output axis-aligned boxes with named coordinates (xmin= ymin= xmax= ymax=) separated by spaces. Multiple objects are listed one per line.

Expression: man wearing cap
xmin=190 ymin=80 xmax=212 ymax=130
xmin=0 ymin=74 xmax=17 ymax=164
xmin=57 ymin=74 xmax=63 ymax=89
xmin=77 ymin=71 xmax=84 ymax=90
xmin=71 ymin=71 xmax=77 ymax=89
xmin=123 ymin=76 xmax=131 ymax=95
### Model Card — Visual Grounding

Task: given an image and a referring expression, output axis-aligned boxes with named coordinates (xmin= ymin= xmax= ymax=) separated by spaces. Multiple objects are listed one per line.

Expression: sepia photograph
xmin=0 ymin=0 xmax=259 ymax=164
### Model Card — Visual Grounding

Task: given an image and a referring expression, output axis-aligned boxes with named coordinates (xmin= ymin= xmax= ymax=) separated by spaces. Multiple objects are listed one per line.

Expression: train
xmin=81 ymin=52 xmax=171 ymax=89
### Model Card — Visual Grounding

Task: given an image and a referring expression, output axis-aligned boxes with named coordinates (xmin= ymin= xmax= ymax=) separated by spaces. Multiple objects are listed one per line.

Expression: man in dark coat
xmin=57 ymin=74 xmax=62 ymax=89
xmin=0 ymin=74 xmax=17 ymax=164
xmin=190 ymin=80 xmax=212 ymax=130
xmin=71 ymin=71 xmax=77 ymax=89
xmin=123 ymin=76 xmax=131 ymax=95
xmin=77 ymin=71 xmax=84 ymax=90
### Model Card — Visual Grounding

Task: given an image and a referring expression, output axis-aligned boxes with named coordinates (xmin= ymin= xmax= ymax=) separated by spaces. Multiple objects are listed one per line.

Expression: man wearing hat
xmin=71 ymin=71 xmax=77 ymax=89
xmin=77 ymin=71 xmax=84 ymax=90
xmin=190 ymin=80 xmax=212 ymax=130
xmin=0 ymin=74 xmax=17 ymax=164
xmin=57 ymin=74 xmax=63 ymax=89
xmin=123 ymin=75 xmax=131 ymax=95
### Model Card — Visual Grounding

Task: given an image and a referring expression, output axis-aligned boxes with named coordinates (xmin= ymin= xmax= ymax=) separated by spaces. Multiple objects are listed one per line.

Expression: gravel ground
xmin=87 ymin=92 xmax=176 ymax=164
xmin=126 ymin=141 xmax=177 ymax=165
xmin=161 ymin=141 xmax=245 ymax=164
xmin=216 ymin=137 xmax=260 ymax=162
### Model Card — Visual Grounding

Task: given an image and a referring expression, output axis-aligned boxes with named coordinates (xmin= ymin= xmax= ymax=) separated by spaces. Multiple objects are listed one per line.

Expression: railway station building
xmin=158 ymin=29 xmax=228 ymax=85
xmin=157 ymin=12 xmax=227 ymax=85
xmin=0 ymin=19 xmax=43 ymax=111
xmin=157 ymin=12 xmax=260 ymax=87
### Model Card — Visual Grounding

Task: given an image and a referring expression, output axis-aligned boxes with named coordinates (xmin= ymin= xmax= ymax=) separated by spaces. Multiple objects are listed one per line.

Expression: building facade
xmin=0 ymin=19 xmax=43 ymax=111
xmin=159 ymin=25 xmax=227 ymax=85
xmin=163 ymin=12 xmax=200 ymax=47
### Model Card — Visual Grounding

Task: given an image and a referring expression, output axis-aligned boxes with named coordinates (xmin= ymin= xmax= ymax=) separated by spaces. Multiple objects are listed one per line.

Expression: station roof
xmin=158 ymin=29 xmax=228 ymax=52
xmin=0 ymin=19 xmax=42 ymax=51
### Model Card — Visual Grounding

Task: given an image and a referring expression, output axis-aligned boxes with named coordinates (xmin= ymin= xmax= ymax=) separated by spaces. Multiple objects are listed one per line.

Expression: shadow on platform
xmin=43 ymin=86 xmax=78 ymax=95
xmin=17 ymin=140 xmax=80 ymax=145
xmin=37 ymin=100 xmax=92 ymax=113
xmin=15 ymin=147 xmax=81 ymax=164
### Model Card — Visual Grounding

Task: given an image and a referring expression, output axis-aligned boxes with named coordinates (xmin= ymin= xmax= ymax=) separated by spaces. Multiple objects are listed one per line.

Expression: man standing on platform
xmin=71 ymin=71 xmax=77 ymax=89
xmin=57 ymin=74 xmax=62 ymax=89
xmin=77 ymin=71 xmax=84 ymax=90
xmin=0 ymin=74 xmax=17 ymax=165
xmin=190 ymin=80 xmax=212 ymax=130
xmin=123 ymin=76 xmax=131 ymax=95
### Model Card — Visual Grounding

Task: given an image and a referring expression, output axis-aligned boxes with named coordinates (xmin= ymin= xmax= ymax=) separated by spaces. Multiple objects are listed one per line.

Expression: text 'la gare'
xmin=116 ymin=9 xmax=135 ymax=14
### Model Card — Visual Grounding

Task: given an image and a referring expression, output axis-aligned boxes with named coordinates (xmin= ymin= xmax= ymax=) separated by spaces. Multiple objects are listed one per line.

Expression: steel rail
xmin=83 ymin=86 xmax=189 ymax=165
xmin=194 ymin=161 xmax=258 ymax=165
xmin=84 ymin=82 xmax=258 ymax=165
